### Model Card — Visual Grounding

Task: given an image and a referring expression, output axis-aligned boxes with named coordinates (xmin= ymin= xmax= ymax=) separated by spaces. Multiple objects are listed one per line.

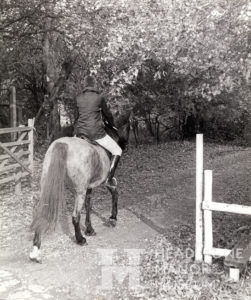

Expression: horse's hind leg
xmin=85 ymin=189 xmax=96 ymax=236
xmin=107 ymin=186 xmax=118 ymax=227
xmin=72 ymin=193 xmax=87 ymax=245
xmin=29 ymin=231 xmax=42 ymax=263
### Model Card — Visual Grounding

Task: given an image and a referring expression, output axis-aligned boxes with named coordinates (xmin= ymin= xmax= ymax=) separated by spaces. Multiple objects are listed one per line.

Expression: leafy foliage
xmin=0 ymin=0 xmax=249 ymax=142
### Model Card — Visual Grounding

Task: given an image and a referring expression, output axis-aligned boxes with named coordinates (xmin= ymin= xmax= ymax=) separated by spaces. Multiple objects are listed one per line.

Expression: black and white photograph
xmin=0 ymin=0 xmax=250 ymax=299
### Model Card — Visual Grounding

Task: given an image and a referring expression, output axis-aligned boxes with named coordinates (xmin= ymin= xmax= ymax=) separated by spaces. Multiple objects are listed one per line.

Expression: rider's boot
xmin=105 ymin=155 xmax=120 ymax=188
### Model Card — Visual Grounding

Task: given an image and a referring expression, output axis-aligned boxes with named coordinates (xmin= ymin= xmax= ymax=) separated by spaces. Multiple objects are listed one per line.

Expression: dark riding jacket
xmin=75 ymin=87 xmax=114 ymax=140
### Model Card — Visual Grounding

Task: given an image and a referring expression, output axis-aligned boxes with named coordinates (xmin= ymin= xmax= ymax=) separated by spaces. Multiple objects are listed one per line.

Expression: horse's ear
xmin=128 ymin=110 xmax=134 ymax=125
xmin=118 ymin=137 xmax=128 ymax=151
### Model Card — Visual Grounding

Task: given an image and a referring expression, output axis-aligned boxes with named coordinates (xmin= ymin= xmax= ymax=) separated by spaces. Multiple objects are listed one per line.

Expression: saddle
xmin=76 ymin=134 xmax=99 ymax=146
xmin=76 ymin=134 xmax=111 ymax=158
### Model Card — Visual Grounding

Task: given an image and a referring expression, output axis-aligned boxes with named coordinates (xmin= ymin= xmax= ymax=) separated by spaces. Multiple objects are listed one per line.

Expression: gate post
xmin=204 ymin=170 xmax=213 ymax=264
xmin=10 ymin=86 xmax=17 ymax=141
xmin=195 ymin=134 xmax=204 ymax=262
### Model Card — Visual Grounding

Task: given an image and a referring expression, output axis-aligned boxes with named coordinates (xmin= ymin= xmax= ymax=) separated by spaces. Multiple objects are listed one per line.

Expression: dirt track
xmin=0 ymin=141 xmax=250 ymax=299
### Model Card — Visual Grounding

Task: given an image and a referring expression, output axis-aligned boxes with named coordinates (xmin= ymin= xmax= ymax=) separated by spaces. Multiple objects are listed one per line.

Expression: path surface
xmin=0 ymin=208 xmax=158 ymax=300
xmin=0 ymin=141 xmax=250 ymax=299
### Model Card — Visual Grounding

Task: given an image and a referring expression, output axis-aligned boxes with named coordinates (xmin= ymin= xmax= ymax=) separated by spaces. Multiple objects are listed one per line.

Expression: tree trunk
xmin=42 ymin=15 xmax=55 ymax=137
xmin=144 ymin=113 xmax=154 ymax=136
xmin=155 ymin=115 xmax=160 ymax=143
xmin=42 ymin=13 xmax=73 ymax=140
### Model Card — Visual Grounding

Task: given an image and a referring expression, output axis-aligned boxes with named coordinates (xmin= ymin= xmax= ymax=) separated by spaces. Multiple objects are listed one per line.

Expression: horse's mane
xmin=115 ymin=109 xmax=131 ymax=128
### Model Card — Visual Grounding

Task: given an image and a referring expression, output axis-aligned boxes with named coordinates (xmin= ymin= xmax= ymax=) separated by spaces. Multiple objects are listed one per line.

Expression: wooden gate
xmin=0 ymin=118 xmax=34 ymax=194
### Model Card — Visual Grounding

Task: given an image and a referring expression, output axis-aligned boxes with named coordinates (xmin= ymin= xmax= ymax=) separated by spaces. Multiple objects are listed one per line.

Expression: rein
xmin=104 ymin=120 xmax=120 ymax=138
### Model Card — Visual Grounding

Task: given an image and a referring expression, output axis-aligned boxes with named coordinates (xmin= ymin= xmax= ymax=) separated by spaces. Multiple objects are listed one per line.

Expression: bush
xmin=124 ymin=58 xmax=250 ymax=143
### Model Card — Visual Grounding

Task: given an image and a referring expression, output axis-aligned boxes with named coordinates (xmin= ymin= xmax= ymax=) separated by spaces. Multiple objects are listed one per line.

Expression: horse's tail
xmin=31 ymin=142 xmax=68 ymax=234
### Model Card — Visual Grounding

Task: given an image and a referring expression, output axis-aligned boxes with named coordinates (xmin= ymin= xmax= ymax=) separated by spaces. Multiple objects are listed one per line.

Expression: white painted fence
xmin=195 ymin=134 xmax=251 ymax=267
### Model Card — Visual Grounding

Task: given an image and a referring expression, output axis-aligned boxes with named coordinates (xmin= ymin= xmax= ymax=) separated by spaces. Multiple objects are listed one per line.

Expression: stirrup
xmin=105 ymin=177 xmax=117 ymax=188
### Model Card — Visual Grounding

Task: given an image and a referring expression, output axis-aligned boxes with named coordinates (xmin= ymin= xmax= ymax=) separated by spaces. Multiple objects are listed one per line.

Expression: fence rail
xmin=0 ymin=118 xmax=34 ymax=194
xmin=0 ymin=150 xmax=30 ymax=161
xmin=202 ymin=202 xmax=251 ymax=216
xmin=0 ymin=126 xmax=33 ymax=134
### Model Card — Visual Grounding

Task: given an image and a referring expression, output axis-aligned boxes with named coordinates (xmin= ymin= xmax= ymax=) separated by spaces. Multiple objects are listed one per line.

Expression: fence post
xmin=10 ymin=86 xmax=17 ymax=141
xmin=195 ymin=134 xmax=204 ymax=262
xmin=28 ymin=118 xmax=34 ymax=175
xmin=204 ymin=170 xmax=213 ymax=264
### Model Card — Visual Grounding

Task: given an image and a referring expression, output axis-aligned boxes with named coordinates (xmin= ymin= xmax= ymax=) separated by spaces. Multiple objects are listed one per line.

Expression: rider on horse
xmin=75 ymin=75 xmax=122 ymax=188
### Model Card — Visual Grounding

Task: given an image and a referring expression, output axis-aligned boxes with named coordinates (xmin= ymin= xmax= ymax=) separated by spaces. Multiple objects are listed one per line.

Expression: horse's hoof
xmin=76 ymin=237 xmax=87 ymax=246
xmin=85 ymin=228 xmax=96 ymax=236
xmin=30 ymin=256 xmax=42 ymax=264
xmin=109 ymin=218 xmax=117 ymax=227
xmin=29 ymin=246 xmax=42 ymax=263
